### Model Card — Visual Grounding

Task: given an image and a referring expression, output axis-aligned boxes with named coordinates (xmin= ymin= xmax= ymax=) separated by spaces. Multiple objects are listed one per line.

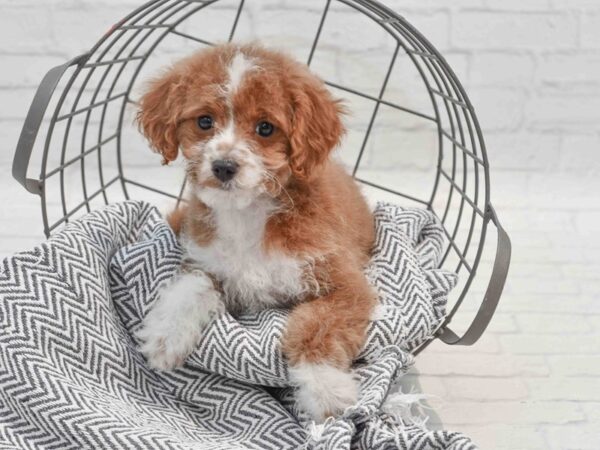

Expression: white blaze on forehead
xmin=217 ymin=120 xmax=236 ymax=147
xmin=204 ymin=51 xmax=256 ymax=161
xmin=191 ymin=50 xmax=264 ymax=200
xmin=226 ymin=51 xmax=256 ymax=95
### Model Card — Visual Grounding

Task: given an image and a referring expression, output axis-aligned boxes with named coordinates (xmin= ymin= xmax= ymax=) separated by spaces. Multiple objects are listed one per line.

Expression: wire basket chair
xmin=12 ymin=0 xmax=511 ymax=354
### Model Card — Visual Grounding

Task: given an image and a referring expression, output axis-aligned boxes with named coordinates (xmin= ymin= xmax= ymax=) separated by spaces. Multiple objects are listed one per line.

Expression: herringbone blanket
xmin=0 ymin=201 xmax=477 ymax=449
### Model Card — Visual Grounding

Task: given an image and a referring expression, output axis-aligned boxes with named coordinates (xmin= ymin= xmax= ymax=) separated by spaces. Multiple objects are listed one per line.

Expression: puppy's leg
xmin=283 ymin=265 xmax=376 ymax=422
xmin=136 ymin=270 xmax=224 ymax=370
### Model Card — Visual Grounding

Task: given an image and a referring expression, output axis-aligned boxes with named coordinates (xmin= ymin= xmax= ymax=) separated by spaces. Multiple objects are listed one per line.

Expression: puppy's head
xmin=137 ymin=44 xmax=344 ymax=208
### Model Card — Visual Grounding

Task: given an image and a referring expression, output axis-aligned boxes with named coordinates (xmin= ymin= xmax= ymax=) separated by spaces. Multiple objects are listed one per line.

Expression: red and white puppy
xmin=136 ymin=43 xmax=376 ymax=421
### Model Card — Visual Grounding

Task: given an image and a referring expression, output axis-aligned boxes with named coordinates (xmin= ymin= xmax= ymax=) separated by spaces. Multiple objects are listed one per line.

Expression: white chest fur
xmin=182 ymin=200 xmax=311 ymax=312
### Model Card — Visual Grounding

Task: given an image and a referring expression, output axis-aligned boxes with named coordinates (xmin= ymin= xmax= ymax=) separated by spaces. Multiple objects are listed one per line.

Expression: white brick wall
xmin=1 ymin=1 xmax=599 ymax=448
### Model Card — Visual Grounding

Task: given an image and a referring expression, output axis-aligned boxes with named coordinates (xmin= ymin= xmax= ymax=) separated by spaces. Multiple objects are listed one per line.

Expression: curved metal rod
xmin=38 ymin=0 xmax=173 ymax=234
xmin=336 ymin=0 xmax=443 ymax=192
xmin=381 ymin=13 xmax=473 ymax=278
xmin=80 ymin=0 xmax=193 ymax=206
xmin=437 ymin=206 xmax=511 ymax=346
xmin=12 ymin=54 xmax=88 ymax=195
xmin=82 ymin=1 xmax=179 ymax=206
xmin=114 ymin=1 xmax=220 ymax=202
xmin=352 ymin=1 xmax=473 ymax=269
xmin=413 ymin=205 xmax=510 ymax=354
xmin=366 ymin=0 xmax=495 ymax=336
xmin=57 ymin=1 xmax=175 ymax=221
xmin=364 ymin=4 xmax=471 ymax=271
xmin=343 ymin=0 xmax=503 ymax=351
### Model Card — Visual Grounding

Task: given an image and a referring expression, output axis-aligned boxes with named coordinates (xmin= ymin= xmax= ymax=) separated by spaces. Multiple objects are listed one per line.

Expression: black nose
xmin=211 ymin=159 xmax=239 ymax=183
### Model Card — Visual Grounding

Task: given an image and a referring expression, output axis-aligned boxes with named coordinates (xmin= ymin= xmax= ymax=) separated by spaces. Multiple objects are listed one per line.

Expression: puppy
xmin=136 ymin=43 xmax=376 ymax=421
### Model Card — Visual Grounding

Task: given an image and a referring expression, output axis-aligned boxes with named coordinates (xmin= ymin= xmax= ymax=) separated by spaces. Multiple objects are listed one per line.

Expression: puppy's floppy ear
xmin=137 ymin=70 xmax=186 ymax=164
xmin=288 ymin=75 xmax=345 ymax=180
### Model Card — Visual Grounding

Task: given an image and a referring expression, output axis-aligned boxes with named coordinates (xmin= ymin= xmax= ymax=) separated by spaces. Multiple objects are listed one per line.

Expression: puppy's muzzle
xmin=212 ymin=159 xmax=239 ymax=183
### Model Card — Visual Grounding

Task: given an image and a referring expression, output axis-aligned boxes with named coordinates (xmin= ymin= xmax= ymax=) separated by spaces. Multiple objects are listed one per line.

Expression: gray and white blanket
xmin=0 ymin=201 xmax=477 ymax=449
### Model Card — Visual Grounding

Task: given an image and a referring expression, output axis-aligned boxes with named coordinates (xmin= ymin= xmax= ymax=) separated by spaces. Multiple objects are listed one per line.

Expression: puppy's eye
xmin=197 ymin=115 xmax=214 ymax=130
xmin=256 ymin=121 xmax=274 ymax=137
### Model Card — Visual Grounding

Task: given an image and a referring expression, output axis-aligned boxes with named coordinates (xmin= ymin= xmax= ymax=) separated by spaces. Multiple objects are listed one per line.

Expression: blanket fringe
xmin=306 ymin=416 xmax=336 ymax=442
xmin=382 ymin=389 xmax=434 ymax=429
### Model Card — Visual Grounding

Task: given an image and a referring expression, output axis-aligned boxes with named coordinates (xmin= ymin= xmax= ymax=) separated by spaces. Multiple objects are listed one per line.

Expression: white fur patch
xmin=214 ymin=120 xmax=237 ymax=148
xmin=193 ymin=121 xmax=265 ymax=196
xmin=182 ymin=198 xmax=313 ymax=312
xmin=226 ymin=52 xmax=256 ymax=94
xmin=136 ymin=272 xmax=224 ymax=370
xmin=289 ymin=363 xmax=359 ymax=422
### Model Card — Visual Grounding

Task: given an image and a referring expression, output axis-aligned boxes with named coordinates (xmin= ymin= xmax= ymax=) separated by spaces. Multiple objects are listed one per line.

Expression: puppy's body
xmin=181 ymin=195 xmax=311 ymax=313
xmin=136 ymin=44 xmax=376 ymax=421
xmin=177 ymin=161 xmax=373 ymax=315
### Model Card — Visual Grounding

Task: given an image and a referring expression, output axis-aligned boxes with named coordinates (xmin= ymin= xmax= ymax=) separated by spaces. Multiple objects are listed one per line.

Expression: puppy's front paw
xmin=136 ymin=323 xmax=193 ymax=371
xmin=289 ymin=363 xmax=359 ymax=422
xmin=136 ymin=272 xmax=224 ymax=371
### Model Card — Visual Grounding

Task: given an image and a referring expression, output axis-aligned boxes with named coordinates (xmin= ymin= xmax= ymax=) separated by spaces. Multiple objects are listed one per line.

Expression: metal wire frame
xmin=12 ymin=0 xmax=511 ymax=354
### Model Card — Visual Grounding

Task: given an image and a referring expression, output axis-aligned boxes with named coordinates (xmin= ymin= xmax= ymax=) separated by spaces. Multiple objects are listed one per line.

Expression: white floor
xmin=1 ymin=165 xmax=599 ymax=450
